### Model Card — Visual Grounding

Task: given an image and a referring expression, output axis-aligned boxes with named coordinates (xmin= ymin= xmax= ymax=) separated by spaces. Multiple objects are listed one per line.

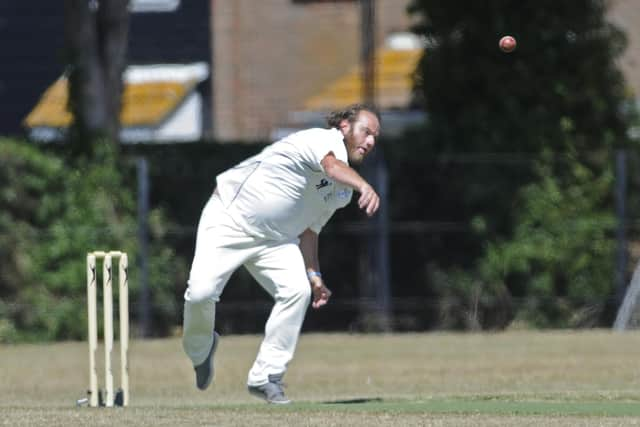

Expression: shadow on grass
xmin=322 ymin=398 xmax=384 ymax=405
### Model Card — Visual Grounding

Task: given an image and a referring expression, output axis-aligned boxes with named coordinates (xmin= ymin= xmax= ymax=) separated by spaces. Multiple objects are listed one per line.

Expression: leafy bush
xmin=0 ymin=138 xmax=182 ymax=342
xmin=476 ymin=156 xmax=617 ymax=327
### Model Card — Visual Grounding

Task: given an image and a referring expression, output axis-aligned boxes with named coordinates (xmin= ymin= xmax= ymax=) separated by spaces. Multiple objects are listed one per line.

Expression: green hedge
xmin=0 ymin=139 xmax=182 ymax=342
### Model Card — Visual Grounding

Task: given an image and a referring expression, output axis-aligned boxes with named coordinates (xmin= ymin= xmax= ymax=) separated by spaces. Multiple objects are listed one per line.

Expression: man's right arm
xmin=320 ymin=153 xmax=380 ymax=217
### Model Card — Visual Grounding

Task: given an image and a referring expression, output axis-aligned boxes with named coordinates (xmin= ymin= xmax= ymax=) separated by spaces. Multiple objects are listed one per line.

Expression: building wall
xmin=211 ymin=0 xmax=413 ymax=141
xmin=608 ymin=0 xmax=640 ymax=98
xmin=128 ymin=2 xmax=212 ymax=136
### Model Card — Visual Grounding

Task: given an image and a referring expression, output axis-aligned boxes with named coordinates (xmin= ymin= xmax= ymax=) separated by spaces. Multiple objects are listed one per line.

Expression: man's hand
xmin=320 ymin=154 xmax=380 ymax=217
xmin=309 ymin=275 xmax=332 ymax=309
xmin=358 ymin=183 xmax=380 ymax=217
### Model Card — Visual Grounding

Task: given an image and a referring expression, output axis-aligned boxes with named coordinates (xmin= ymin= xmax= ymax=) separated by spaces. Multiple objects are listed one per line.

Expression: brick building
xmin=210 ymin=0 xmax=415 ymax=141
xmin=213 ymin=0 xmax=640 ymax=142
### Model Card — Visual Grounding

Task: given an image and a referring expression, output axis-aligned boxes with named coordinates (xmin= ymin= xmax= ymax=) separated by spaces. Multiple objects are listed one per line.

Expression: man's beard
xmin=345 ymin=130 xmax=364 ymax=165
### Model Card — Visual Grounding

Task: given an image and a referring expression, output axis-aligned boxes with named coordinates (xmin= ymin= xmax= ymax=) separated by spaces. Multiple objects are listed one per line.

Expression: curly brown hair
xmin=326 ymin=103 xmax=381 ymax=129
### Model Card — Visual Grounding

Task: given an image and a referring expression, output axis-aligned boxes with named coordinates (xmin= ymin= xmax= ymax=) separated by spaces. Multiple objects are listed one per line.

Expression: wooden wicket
xmin=86 ymin=251 xmax=129 ymax=407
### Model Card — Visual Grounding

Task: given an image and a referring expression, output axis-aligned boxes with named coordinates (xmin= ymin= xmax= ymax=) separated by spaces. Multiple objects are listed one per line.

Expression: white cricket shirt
xmin=215 ymin=128 xmax=353 ymax=240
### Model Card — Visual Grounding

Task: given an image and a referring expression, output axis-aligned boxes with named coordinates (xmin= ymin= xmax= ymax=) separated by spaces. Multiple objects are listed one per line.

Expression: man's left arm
xmin=299 ymin=228 xmax=332 ymax=309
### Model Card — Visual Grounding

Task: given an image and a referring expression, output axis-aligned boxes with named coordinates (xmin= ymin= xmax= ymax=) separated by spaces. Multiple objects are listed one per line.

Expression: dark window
xmin=292 ymin=0 xmax=356 ymax=3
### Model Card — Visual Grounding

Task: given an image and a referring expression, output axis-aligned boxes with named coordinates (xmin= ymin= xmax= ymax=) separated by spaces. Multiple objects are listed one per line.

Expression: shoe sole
xmin=196 ymin=332 xmax=220 ymax=390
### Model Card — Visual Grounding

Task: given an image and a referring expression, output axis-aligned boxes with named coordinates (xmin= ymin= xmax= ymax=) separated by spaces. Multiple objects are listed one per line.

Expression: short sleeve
xmin=289 ymin=128 xmax=348 ymax=172
xmin=308 ymin=209 xmax=335 ymax=234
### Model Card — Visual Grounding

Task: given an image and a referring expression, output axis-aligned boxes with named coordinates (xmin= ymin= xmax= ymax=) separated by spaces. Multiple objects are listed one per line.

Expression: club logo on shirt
xmin=315 ymin=179 xmax=331 ymax=190
xmin=336 ymin=189 xmax=351 ymax=200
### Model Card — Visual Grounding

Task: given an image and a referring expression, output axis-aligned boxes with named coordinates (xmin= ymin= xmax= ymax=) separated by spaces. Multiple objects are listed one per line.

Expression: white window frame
xmin=129 ymin=0 xmax=180 ymax=13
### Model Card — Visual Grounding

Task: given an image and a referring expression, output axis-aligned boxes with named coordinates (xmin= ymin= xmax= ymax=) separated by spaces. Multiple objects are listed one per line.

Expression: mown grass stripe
xmin=180 ymin=399 xmax=640 ymax=417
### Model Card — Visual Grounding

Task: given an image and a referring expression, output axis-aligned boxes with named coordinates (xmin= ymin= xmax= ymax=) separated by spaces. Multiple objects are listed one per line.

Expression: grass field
xmin=2 ymin=330 xmax=640 ymax=426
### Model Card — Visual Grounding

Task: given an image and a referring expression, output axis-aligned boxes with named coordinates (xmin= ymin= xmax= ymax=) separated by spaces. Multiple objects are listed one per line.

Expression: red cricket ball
xmin=499 ymin=35 xmax=517 ymax=53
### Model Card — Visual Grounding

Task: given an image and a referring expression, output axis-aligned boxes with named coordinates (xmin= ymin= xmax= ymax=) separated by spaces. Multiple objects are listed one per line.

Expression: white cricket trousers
xmin=182 ymin=192 xmax=311 ymax=387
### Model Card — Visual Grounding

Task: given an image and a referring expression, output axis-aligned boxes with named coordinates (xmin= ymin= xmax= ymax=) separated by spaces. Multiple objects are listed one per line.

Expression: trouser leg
xmin=182 ymin=296 xmax=217 ymax=366
xmin=182 ymin=194 xmax=251 ymax=366
xmin=244 ymin=241 xmax=311 ymax=386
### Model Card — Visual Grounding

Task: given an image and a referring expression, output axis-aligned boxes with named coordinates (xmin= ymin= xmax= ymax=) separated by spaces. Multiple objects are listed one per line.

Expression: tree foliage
xmin=477 ymin=155 xmax=617 ymax=327
xmin=404 ymin=0 xmax=635 ymax=327
xmin=408 ymin=0 xmax=630 ymax=154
